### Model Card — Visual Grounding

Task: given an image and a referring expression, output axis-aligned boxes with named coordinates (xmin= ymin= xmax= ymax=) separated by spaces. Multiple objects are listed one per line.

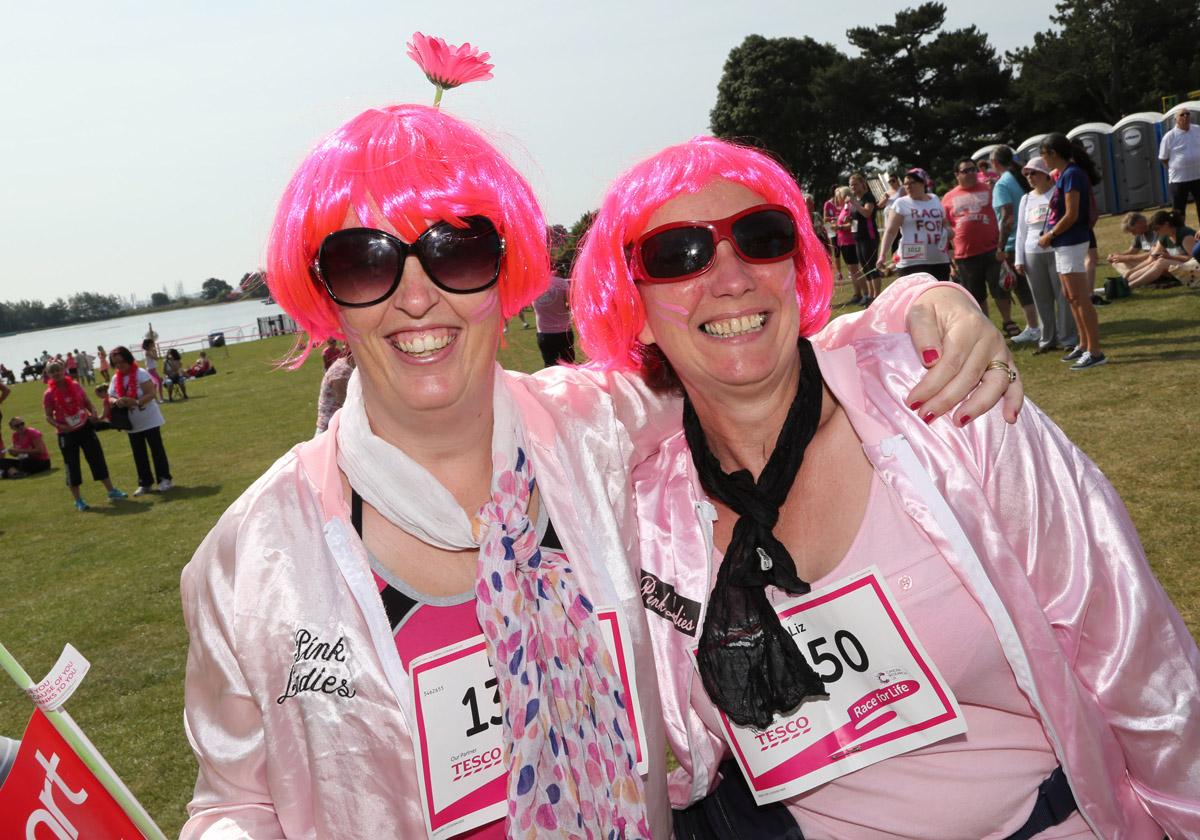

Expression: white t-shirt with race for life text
xmin=1158 ymin=123 xmax=1200 ymax=184
xmin=888 ymin=194 xmax=950 ymax=268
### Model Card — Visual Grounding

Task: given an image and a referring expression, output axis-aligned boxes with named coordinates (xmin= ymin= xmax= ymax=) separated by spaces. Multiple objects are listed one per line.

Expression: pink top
xmin=835 ymin=203 xmax=856 ymax=247
xmin=942 ymin=183 xmax=999 ymax=259
xmin=532 ymin=274 xmax=572 ymax=334
xmin=687 ymin=478 xmax=1093 ymax=839
xmin=12 ymin=427 xmax=49 ymax=460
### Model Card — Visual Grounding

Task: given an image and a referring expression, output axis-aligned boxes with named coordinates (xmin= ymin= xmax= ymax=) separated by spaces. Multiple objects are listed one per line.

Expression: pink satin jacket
xmin=179 ymin=276 xmax=959 ymax=838
xmin=631 ymin=335 xmax=1200 ymax=840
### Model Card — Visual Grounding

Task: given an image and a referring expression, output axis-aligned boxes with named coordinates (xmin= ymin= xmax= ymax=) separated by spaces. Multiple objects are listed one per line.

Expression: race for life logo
xmin=276 ymin=628 xmax=357 ymax=704
xmin=640 ymin=570 xmax=701 ymax=636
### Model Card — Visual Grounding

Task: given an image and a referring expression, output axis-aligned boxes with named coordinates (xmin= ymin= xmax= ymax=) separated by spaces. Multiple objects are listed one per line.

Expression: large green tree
xmin=709 ymin=6 xmax=1011 ymax=190
xmin=710 ymin=34 xmax=858 ymax=191
xmin=202 ymin=277 xmax=233 ymax=300
xmin=835 ymin=3 xmax=1011 ymax=179
xmin=1008 ymin=0 xmax=1200 ymax=135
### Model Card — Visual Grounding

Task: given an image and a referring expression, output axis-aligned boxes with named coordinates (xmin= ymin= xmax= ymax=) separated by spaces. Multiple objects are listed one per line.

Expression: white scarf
xmin=335 ymin=365 xmax=518 ymax=548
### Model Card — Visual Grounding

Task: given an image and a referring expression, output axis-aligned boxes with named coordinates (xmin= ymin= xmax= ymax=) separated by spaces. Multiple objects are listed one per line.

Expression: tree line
xmin=708 ymin=0 xmax=1200 ymax=192
xmin=0 ymin=273 xmax=268 ymax=334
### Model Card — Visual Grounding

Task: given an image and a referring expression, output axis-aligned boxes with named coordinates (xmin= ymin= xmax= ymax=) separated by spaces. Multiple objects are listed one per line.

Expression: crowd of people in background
xmin=810 ymin=127 xmax=1200 ymax=373
xmin=0 ymin=338 xmax=211 ymax=508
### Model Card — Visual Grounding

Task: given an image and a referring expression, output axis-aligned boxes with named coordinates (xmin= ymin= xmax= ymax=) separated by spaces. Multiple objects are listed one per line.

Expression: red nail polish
xmin=959 ymin=415 xmax=971 ymax=426
xmin=922 ymin=412 xmax=936 ymax=424
xmin=922 ymin=349 xmax=940 ymax=365
xmin=909 ymin=401 xmax=923 ymax=411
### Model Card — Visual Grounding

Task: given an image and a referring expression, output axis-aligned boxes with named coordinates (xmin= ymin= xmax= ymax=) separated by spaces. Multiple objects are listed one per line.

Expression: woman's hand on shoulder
xmin=903 ymin=286 xmax=1023 ymax=426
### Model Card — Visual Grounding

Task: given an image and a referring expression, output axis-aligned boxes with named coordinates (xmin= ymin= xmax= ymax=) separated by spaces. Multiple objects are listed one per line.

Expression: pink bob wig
xmin=267 ymin=104 xmax=547 ymax=356
xmin=572 ymin=137 xmax=832 ymax=373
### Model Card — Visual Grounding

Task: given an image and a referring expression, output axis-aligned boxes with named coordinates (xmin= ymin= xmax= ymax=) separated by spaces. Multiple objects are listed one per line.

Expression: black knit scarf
xmin=683 ymin=337 xmax=828 ymax=729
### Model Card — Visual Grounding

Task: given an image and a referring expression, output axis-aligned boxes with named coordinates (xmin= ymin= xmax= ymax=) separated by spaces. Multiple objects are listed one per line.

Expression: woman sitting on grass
xmin=1124 ymin=209 xmax=1197 ymax=288
xmin=1 ymin=416 xmax=51 ymax=478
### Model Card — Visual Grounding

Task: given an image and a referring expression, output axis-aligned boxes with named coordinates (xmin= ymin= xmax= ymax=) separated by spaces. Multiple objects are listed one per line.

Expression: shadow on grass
xmin=153 ymin=484 xmax=222 ymax=503
xmin=1101 ymin=317 xmax=1200 ymax=339
xmin=88 ymin=500 xmax=155 ymax=517
xmin=1109 ymin=349 xmax=1200 ymax=365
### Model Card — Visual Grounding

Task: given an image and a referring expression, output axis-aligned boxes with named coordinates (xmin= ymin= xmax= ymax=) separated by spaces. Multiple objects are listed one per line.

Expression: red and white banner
xmin=0 ymin=708 xmax=146 ymax=839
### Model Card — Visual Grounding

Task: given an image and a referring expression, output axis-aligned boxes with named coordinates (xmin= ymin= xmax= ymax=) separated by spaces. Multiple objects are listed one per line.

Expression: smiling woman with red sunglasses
xmin=179 ymin=93 xmax=1027 ymax=837
xmin=571 ymin=136 xmax=1200 ymax=840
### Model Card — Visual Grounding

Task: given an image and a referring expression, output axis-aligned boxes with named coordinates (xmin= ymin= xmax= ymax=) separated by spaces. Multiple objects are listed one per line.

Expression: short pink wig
xmin=267 ymin=104 xmax=547 ymax=353
xmin=572 ymin=137 xmax=832 ymax=372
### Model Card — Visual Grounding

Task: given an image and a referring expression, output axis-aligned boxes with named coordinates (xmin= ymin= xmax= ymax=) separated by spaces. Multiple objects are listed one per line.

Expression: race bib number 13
xmin=708 ymin=566 xmax=965 ymax=805
xmin=410 ymin=607 xmax=646 ymax=838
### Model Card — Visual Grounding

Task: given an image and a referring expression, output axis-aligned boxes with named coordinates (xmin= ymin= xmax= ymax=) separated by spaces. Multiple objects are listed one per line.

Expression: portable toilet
xmin=1112 ymin=112 xmax=1168 ymax=209
xmin=972 ymin=144 xmax=1001 ymax=163
xmin=1015 ymin=134 xmax=1048 ymax=164
xmin=1067 ymin=122 xmax=1117 ymax=215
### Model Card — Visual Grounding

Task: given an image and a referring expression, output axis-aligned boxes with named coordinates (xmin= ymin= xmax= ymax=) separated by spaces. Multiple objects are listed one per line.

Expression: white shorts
xmin=1053 ymin=241 xmax=1089 ymax=275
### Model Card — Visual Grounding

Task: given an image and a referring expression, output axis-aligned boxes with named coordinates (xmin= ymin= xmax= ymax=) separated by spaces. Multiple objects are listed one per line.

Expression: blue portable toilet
xmin=1112 ymin=112 xmax=1168 ymax=209
xmin=1067 ymin=122 xmax=1117 ymax=215
xmin=1015 ymin=134 xmax=1048 ymax=164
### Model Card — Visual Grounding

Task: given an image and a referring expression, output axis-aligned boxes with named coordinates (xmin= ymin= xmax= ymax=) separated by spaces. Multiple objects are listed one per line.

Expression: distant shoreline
xmin=0 ymin=296 xmax=270 ymax=339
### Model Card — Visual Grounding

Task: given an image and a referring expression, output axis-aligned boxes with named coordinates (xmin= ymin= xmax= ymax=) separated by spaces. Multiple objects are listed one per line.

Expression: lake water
xmin=0 ymin=299 xmax=293 ymax=372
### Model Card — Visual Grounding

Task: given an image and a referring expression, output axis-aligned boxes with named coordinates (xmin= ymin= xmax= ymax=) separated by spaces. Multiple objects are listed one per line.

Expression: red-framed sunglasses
xmin=631 ymin=204 xmax=800 ymax=284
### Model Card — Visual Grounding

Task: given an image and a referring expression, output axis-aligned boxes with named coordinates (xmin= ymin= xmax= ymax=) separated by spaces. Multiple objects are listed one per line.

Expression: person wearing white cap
xmin=1015 ymin=156 xmax=1077 ymax=354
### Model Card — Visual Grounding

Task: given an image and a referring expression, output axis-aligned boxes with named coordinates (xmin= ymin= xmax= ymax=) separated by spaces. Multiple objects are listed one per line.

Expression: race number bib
xmin=410 ymin=607 xmax=647 ymax=838
xmin=65 ymin=410 xmax=86 ymax=428
xmin=706 ymin=567 xmax=964 ymax=805
xmin=900 ymin=243 xmax=927 ymax=261
xmin=850 ymin=219 xmax=859 ymax=234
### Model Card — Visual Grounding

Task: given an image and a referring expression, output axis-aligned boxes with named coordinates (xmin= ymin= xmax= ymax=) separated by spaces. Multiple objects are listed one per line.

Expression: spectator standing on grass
xmin=75 ymin=349 xmax=94 ymax=384
xmin=991 ymin=146 xmax=1041 ymax=344
xmin=1015 ymin=156 xmax=1077 ymax=354
xmin=943 ymin=158 xmax=1017 ymax=331
xmin=533 ymin=266 xmax=575 ymax=367
xmin=847 ymin=172 xmax=882 ymax=304
xmin=110 ymin=346 xmax=173 ymax=495
xmin=321 ymin=336 xmax=342 ymax=370
xmin=1038 ymin=133 xmax=1105 ymax=370
xmin=1159 ymin=109 xmax=1200 ymax=226
xmin=141 ymin=338 xmax=164 ymax=402
xmin=314 ymin=353 xmax=355 ymax=436
xmin=835 ymin=186 xmax=867 ymax=303
xmin=2 ymin=417 xmax=52 ymax=478
xmin=823 ymin=185 xmax=845 ymax=283
xmin=877 ymin=167 xmax=951 ymax=280
xmin=42 ymin=361 xmax=126 ymax=510
xmin=97 ymin=345 xmax=110 ymax=383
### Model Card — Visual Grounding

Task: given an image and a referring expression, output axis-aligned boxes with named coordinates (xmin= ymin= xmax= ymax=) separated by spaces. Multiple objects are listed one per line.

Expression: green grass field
xmin=0 ymin=210 xmax=1196 ymax=835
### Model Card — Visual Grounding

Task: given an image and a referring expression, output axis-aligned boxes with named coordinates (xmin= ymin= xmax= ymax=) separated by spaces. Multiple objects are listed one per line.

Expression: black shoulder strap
xmin=350 ymin=488 xmax=417 ymax=632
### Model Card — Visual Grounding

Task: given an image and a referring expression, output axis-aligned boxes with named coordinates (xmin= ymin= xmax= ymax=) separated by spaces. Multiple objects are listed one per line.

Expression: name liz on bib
xmin=700 ymin=566 xmax=966 ymax=806
xmin=409 ymin=607 xmax=647 ymax=839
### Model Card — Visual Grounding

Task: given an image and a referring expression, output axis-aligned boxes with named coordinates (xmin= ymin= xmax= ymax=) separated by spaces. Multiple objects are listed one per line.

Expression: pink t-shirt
xmin=532 ymin=274 xmax=572 ymax=334
xmin=835 ymin=203 xmax=856 ymax=247
xmin=12 ymin=427 xmax=49 ymax=460
xmin=694 ymin=476 xmax=1091 ymax=839
xmin=942 ymin=183 xmax=1000 ymax=259
xmin=42 ymin=380 xmax=90 ymax=431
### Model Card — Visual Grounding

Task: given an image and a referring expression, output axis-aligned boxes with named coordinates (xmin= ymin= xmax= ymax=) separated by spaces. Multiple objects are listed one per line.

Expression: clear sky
xmin=0 ymin=1 xmax=1057 ymax=302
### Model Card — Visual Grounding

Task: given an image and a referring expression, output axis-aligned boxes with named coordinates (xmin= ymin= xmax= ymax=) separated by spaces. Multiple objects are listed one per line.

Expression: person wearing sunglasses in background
xmin=179 ymin=94 xmax=1020 ymax=837
xmin=571 ymin=136 xmax=1200 ymax=840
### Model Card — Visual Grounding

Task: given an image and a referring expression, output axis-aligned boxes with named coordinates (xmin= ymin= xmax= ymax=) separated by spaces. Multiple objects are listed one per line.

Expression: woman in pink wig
xmin=180 ymin=42 xmax=1020 ymax=840
xmin=571 ymin=136 xmax=1200 ymax=839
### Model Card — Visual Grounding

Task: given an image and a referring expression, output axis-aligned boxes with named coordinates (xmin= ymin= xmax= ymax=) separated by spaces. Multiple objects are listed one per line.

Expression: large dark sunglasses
xmin=312 ymin=216 xmax=505 ymax=307
xmin=631 ymin=204 xmax=799 ymax=283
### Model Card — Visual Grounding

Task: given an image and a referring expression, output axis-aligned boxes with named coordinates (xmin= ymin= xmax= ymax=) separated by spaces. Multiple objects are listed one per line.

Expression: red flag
xmin=0 ymin=709 xmax=145 ymax=839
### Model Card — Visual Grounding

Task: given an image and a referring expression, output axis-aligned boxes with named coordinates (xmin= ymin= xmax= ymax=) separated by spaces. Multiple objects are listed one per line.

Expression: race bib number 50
xmin=709 ymin=567 xmax=965 ymax=805
xmin=410 ymin=608 xmax=646 ymax=838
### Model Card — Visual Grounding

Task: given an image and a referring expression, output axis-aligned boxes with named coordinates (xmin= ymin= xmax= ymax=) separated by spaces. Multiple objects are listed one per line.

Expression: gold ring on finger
xmin=985 ymin=360 xmax=1017 ymax=384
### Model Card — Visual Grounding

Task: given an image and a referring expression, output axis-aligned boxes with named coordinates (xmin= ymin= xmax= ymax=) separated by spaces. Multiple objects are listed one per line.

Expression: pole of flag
xmin=0 ymin=640 xmax=168 ymax=840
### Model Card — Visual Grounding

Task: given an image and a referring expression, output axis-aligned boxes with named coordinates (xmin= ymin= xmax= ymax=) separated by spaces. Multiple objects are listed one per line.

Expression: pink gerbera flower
xmin=406 ymin=32 xmax=494 ymax=107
